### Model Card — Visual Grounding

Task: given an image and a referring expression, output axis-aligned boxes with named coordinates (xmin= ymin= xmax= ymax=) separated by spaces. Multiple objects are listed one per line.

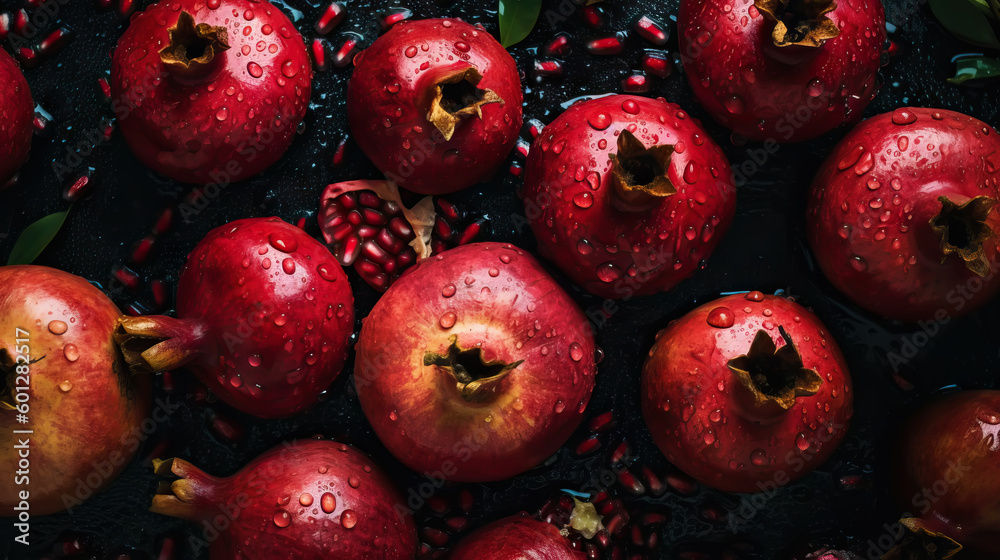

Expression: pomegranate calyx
xmin=881 ymin=517 xmax=963 ymax=560
xmin=423 ymin=335 xmax=523 ymax=403
xmin=159 ymin=11 xmax=230 ymax=78
xmin=727 ymin=327 xmax=823 ymax=413
xmin=755 ymin=0 xmax=841 ymax=48
xmin=565 ymin=498 xmax=604 ymax=539
xmin=426 ymin=66 xmax=503 ymax=142
xmin=115 ymin=316 xmax=205 ymax=374
xmin=929 ymin=195 xmax=996 ymax=277
xmin=150 ymin=457 xmax=223 ymax=524
xmin=608 ymin=129 xmax=677 ymax=212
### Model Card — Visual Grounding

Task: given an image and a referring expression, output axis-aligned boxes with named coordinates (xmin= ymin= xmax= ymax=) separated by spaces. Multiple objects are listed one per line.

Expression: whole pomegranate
xmin=642 ymin=291 xmax=853 ymax=493
xmin=355 ymin=242 xmax=596 ymax=482
xmin=523 ymin=95 xmax=736 ymax=299
xmin=348 ymin=18 xmax=523 ymax=195
xmin=449 ymin=514 xmax=586 ymax=560
xmin=151 ymin=439 xmax=418 ymax=559
xmin=889 ymin=390 xmax=1000 ymax=557
xmin=0 ymin=266 xmax=151 ymax=516
xmin=111 ymin=0 xmax=312 ymax=184
xmin=677 ymin=0 xmax=884 ymax=142
xmin=117 ymin=218 xmax=353 ymax=418
xmin=807 ymin=108 xmax=1000 ymax=322
xmin=0 ymin=48 xmax=33 ymax=189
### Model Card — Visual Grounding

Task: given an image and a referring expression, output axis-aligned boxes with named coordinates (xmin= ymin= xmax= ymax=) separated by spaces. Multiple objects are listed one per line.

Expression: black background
xmin=0 ymin=0 xmax=998 ymax=558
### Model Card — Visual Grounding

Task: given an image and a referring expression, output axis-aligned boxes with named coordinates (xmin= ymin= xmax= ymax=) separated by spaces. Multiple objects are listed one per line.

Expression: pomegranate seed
xmin=509 ymin=163 xmax=523 ymax=177
xmin=362 ymin=240 xmax=392 ymax=265
xmin=311 ymin=38 xmax=327 ymax=71
xmin=119 ymin=0 xmax=136 ymax=18
xmin=610 ymin=441 xmax=630 ymax=465
xmin=544 ymin=33 xmax=570 ymax=56
xmin=378 ymin=7 xmax=412 ymax=31
xmin=631 ymin=525 xmax=644 ymax=547
xmin=332 ymin=33 xmax=360 ymax=68
xmin=436 ymin=199 xmax=459 ymax=221
xmin=641 ymin=50 xmax=672 ymax=78
xmin=161 ymin=370 xmax=175 ymax=393
xmin=534 ymin=59 xmax=563 ymax=77
xmin=633 ymin=15 xmax=669 ymax=45
xmin=575 ymin=436 xmax=602 ymax=456
xmin=355 ymin=259 xmax=380 ymax=277
xmin=621 ymin=72 xmax=650 ymax=93
xmin=152 ymin=208 xmax=174 ymax=235
xmin=0 ymin=13 xmax=10 ymax=41
xmin=595 ymin=529 xmax=611 ymax=549
xmin=347 ymin=210 xmax=363 ymax=226
xmin=641 ymin=466 xmax=665 ymax=496
xmin=618 ymin=468 xmax=646 ymax=495
xmin=581 ymin=5 xmax=605 ymax=28
xmin=38 ymin=27 xmax=71 ymax=59
xmin=427 ymin=496 xmax=449 ymax=514
xmin=605 ymin=514 xmax=625 ymax=537
xmin=434 ymin=217 xmax=452 ymax=240
xmin=665 ymin=471 xmax=698 ymax=495
xmin=358 ymin=191 xmax=381 ymax=208
xmin=208 ymin=411 xmax=245 ymax=442
xmin=527 ymin=118 xmax=545 ymax=138
xmin=516 ymin=139 xmax=531 ymax=158
xmin=103 ymin=120 xmax=115 ymax=141
xmin=151 ymin=279 xmax=169 ymax=307
xmin=114 ymin=267 xmax=140 ymax=290
xmin=459 ymin=489 xmax=474 ymax=512
xmin=587 ymin=36 xmax=623 ymax=55
xmin=13 ymin=9 xmax=27 ymax=36
xmin=586 ymin=543 xmax=600 ymax=559
xmin=131 ymin=236 xmax=156 ymax=264
xmin=64 ymin=172 xmax=95 ymax=202
xmin=444 ymin=517 xmax=467 ymax=531
xmin=356 ymin=225 xmax=378 ymax=239
xmin=17 ymin=46 xmax=38 ymax=68
xmin=388 ymin=216 xmax=414 ymax=239
xmin=362 ymin=207 xmax=387 ymax=225
xmin=98 ymin=77 xmax=112 ymax=100
xmin=340 ymin=235 xmax=361 ymax=264
xmin=588 ymin=411 xmax=616 ymax=433
xmin=315 ymin=2 xmax=346 ymax=35
xmin=421 ymin=527 xmax=449 ymax=547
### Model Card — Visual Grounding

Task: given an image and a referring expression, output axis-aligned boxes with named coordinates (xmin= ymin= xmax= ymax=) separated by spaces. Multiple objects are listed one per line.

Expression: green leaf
xmin=6 ymin=208 xmax=71 ymax=266
xmin=498 ymin=0 xmax=542 ymax=48
xmin=948 ymin=56 xmax=1000 ymax=84
xmin=929 ymin=0 xmax=1000 ymax=49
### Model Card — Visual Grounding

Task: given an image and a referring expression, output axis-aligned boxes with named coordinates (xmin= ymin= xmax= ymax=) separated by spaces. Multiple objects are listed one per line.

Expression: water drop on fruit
xmin=597 ymin=262 xmax=622 ymax=282
xmin=573 ymin=192 xmax=594 ymax=208
xmin=441 ymin=284 xmax=456 ymax=297
xmin=299 ymin=493 xmax=313 ymax=506
xmin=588 ymin=112 xmax=611 ymax=130
xmin=247 ymin=62 xmax=263 ymax=78
xmin=569 ymin=342 xmax=584 ymax=362
xmin=282 ymin=258 xmax=296 ymax=274
xmin=321 ymin=492 xmax=336 ymax=513
xmin=891 ymin=108 xmax=917 ymax=125
xmin=63 ymin=344 xmax=79 ymax=362
xmin=706 ymin=306 xmax=735 ymax=328
xmin=806 ymin=78 xmax=824 ymax=97
xmin=439 ymin=312 xmax=457 ymax=329
xmin=796 ymin=434 xmax=811 ymax=451
xmin=59 ymin=380 xmax=72 ymax=392
xmin=750 ymin=449 xmax=768 ymax=466
xmin=341 ymin=509 xmax=357 ymax=529
xmin=48 ymin=320 xmax=68 ymax=334
xmin=269 ymin=233 xmax=298 ymax=253
xmin=554 ymin=400 xmax=566 ymax=413
xmin=723 ymin=95 xmax=744 ymax=115
xmin=273 ymin=510 xmax=291 ymax=528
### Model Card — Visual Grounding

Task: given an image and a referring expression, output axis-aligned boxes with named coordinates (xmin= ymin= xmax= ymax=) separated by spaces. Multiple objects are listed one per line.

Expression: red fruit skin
xmin=356 ymin=242 xmax=596 ymax=482
xmin=151 ymin=439 xmax=418 ymax=559
xmin=448 ymin=515 xmax=586 ymax=560
xmin=807 ymin=108 xmax=1000 ymax=322
xmin=677 ymin=0 xmax=884 ymax=143
xmin=348 ymin=18 xmax=523 ymax=195
xmin=111 ymin=0 xmax=312 ymax=184
xmin=642 ymin=293 xmax=853 ymax=493
xmin=0 ymin=48 xmax=33 ymax=189
xmin=0 ymin=266 xmax=151 ymax=515
xmin=523 ymin=95 xmax=736 ymax=299
xmin=893 ymin=391 xmax=1000 ymax=555
xmin=121 ymin=218 xmax=354 ymax=418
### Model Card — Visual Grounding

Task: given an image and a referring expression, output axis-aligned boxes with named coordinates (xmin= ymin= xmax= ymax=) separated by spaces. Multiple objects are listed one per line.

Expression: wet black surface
xmin=0 ymin=0 xmax=998 ymax=558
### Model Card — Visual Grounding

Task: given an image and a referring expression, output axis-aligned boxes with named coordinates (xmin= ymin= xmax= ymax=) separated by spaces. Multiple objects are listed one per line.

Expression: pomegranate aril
xmin=618 ymin=468 xmax=646 ymax=495
xmin=38 ymin=27 xmax=71 ymax=59
xmin=362 ymin=207 xmax=387 ymax=225
xmin=64 ymin=171 xmax=95 ymax=202
xmin=588 ymin=411 xmax=616 ymax=433
xmin=575 ymin=436 xmax=602 ymax=456
xmin=587 ymin=36 xmax=623 ymax=55
xmin=622 ymin=72 xmax=650 ymax=93
xmin=436 ymin=199 xmax=459 ymax=222
xmin=445 ymin=516 xmax=467 ymax=531
xmin=421 ymin=527 xmax=449 ymax=547
xmin=534 ymin=59 xmax=563 ymax=77
xmin=340 ymin=236 xmax=362 ymax=264
xmin=132 ymin=236 xmax=156 ymax=264
xmin=358 ymin=191 xmax=382 ymax=208
xmin=641 ymin=50 xmax=672 ymax=78
xmin=641 ymin=466 xmax=665 ymax=496
xmin=434 ymin=217 xmax=453 ymax=240
xmin=356 ymin=225 xmax=378 ymax=239
xmin=610 ymin=441 xmax=630 ymax=465
xmin=456 ymin=221 xmax=481 ymax=245
xmin=316 ymin=3 xmax=346 ymax=35
xmin=378 ymin=7 xmax=412 ymax=31
xmin=427 ymin=495 xmax=449 ymax=514
xmin=544 ymin=33 xmax=571 ymax=56
xmin=331 ymin=223 xmax=355 ymax=242
xmin=362 ymin=240 xmax=391 ymax=265
xmin=332 ymin=33 xmax=361 ymax=68
xmin=633 ymin=15 xmax=669 ymax=45
xmin=311 ymin=38 xmax=328 ymax=71
xmin=355 ymin=258 xmax=381 ymax=277
xmin=0 ymin=13 xmax=9 ymax=42
xmin=581 ymin=5 xmax=605 ymax=28
xmin=665 ymin=471 xmax=698 ymax=495
xmin=347 ymin=210 xmax=364 ymax=226
xmin=389 ymin=216 xmax=415 ymax=239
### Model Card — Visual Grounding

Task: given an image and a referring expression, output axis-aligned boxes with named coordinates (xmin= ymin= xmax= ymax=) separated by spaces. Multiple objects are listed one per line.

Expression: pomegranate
xmin=0 ymin=266 xmax=151 ymax=516
xmin=889 ymin=390 xmax=1000 ymax=558
xmin=111 ymin=0 xmax=312 ymax=184
xmin=807 ymin=108 xmax=1000 ymax=322
xmin=355 ymin=242 xmax=596 ymax=482
xmin=449 ymin=514 xmax=586 ymax=559
xmin=0 ymin=48 xmax=33 ymax=189
xmin=151 ymin=438 xmax=418 ymax=558
xmin=116 ymin=218 xmax=353 ymax=418
xmin=347 ymin=18 xmax=523 ymax=195
xmin=641 ymin=291 xmax=853 ymax=493
xmin=522 ymin=95 xmax=737 ymax=299
xmin=677 ymin=0 xmax=885 ymax=142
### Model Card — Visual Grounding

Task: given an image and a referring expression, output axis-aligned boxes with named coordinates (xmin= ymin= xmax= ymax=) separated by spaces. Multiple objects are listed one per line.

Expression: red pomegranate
xmin=152 ymin=439 xmax=418 ymax=558
xmin=522 ymin=95 xmax=737 ymax=299
xmin=348 ymin=18 xmax=523 ymax=195
xmin=117 ymin=218 xmax=354 ymax=418
xmin=807 ymin=108 xmax=1000 ymax=321
xmin=449 ymin=514 xmax=586 ymax=559
xmin=0 ymin=266 xmax=151 ymax=516
xmin=0 ymin=48 xmax=33 ymax=189
xmin=642 ymin=291 xmax=853 ymax=493
xmin=111 ymin=0 xmax=312 ymax=184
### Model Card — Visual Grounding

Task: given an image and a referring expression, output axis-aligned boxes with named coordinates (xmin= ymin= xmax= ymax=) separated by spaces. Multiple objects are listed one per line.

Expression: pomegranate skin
xmin=0 ymin=266 xmax=152 ymax=516
xmin=356 ymin=242 xmax=596 ymax=482
xmin=111 ymin=0 xmax=312 ymax=184
xmin=892 ymin=391 xmax=1000 ymax=556
xmin=0 ymin=48 xmax=33 ymax=189
xmin=118 ymin=218 xmax=353 ymax=418
xmin=807 ymin=108 xmax=1000 ymax=322
xmin=642 ymin=292 xmax=853 ymax=493
xmin=449 ymin=515 xmax=586 ymax=560
xmin=348 ymin=18 xmax=523 ymax=195
xmin=151 ymin=439 xmax=418 ymax=559
xmin=523 ymin=95 xmax=736 ymax=299
xmin=677 ymin=0 xmax=884 ymax=143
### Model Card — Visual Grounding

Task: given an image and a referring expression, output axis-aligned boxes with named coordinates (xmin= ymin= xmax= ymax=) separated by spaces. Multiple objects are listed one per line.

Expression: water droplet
xmin=317 ymin=263 xmax=339 ymax=282
xmin=573 ymin=192 xmax=594 ymax=208
xmin=806 ymin=78 xmax=824 ymax=98
xmin=248 ymin=355 xmax=262 ymax=367
xmin=299 ymin=493 xmax=313 ymax=506
xmin=683 ymin=161 xmax=700 ymax=184
xmin=709 ymin=409 xmax=722 ymax=423
xmin=321 ymin=492 xmax=336 ymax=513
xmin=247 ymin=62 xmax=263 ymax=78
xmin=59 ymin=380 xmax=72 ymax=392
xmin=341 ymin=509 xmax=358 ymax=529
xmin=849 ymin=255 xmax=867 ymax=271
xmin=439 ymin=312 xmax=457 ymax=329
xmin=569 ymin=342 xmax=584 ymax=362
xmin=442 ymin=284 xmax=456 ymax=297
xmin=454 ymin=41 xmax=470 ymax=52
xmin=348 ymin=475 xmax=360 ymax=488
xmin=554 ymin=400 xmax=566 ymax=413
xmin=273 ymin=510 xmax=291 ymax=528
xmin=577 ymin=239 xmax=594 ymax=255
xmin=269 ymin=233 xmax=298 ymax=253
xmin=48 ymin=320 xmax=68 ymax=335
xmin=405 ymin=46 xmax=417 ymax=57
xmin=891 ymin=108 xmax=917 ymax=125
xmin=796 ymin=434 xmax=811 ymax=451
xmin=978 ymin=412 xmax=1000 ymax=425
xmin=282 ymin=258 xmax=296 ymax=274
xmin=281 ymin=60 xmax=299 ymax=78
xmin=723 ymin=95 xmax=745 ymax=115
xmin=706 ymin=306 xmax=735 ymax=328
xmin=597 ymin=262 xmax=622 ymax=282
xmin=621 ymin=99 xmax=640 ymax=114
xmin=215 ymin=107 xmax=228 ymax=121
xmin=63 ymin=344 xmax=79 ymax=362
xmin=588 ymin=112 xmax=612 ymax=130
xmin=750 ymin=449 xmax=768 ymax=466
